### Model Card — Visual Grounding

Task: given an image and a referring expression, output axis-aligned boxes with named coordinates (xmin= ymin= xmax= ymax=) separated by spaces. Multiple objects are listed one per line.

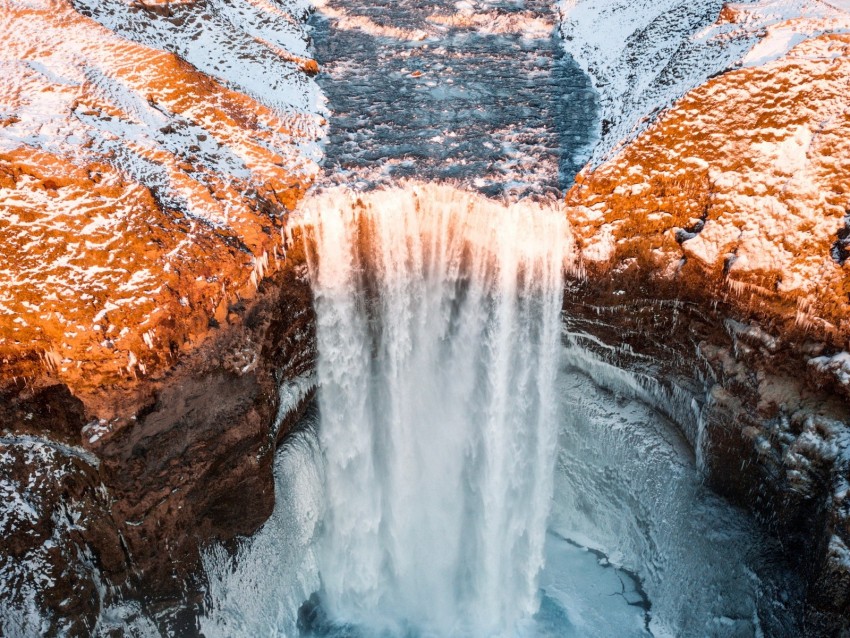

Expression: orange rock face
xmin=0 ymin=0 xmax=319 ymax=420
xmin=0 ymin=1 xmax=321 ymax=624
xmin=567 ymin=33 xmax=850 ymax=345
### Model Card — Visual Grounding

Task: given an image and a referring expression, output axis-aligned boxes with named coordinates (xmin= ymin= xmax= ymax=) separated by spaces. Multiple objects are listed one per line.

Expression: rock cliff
xmin=0 ymin=0 xmax=320 ymax=632
xmin=562 ymin=4 xmax=850 ymax=632
xmin=2 ymin=0 xmax=850 ymax=634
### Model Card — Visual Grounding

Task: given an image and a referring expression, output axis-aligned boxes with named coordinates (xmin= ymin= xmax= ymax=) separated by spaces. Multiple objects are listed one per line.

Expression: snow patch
xmin=809 ymin=351 xmax=850 ymax=385
xmin=559 ymin=0 xmax=850 ymax=163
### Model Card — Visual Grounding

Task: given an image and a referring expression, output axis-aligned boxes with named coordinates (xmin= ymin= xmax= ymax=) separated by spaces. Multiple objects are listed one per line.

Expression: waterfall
xmin=300 ymin=183 xmax=571 ymax=636
xmin=199 ymin=421 xmax=325 ymax=638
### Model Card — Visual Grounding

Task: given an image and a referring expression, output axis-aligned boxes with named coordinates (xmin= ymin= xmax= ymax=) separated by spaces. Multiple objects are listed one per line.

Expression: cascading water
xmin=300 ymin=183 xmax=570 ymax=636
xmin=197 ymin=186 xmax=796 ymax=637
xmin=190 ymin=0 xmax=800 ymax=633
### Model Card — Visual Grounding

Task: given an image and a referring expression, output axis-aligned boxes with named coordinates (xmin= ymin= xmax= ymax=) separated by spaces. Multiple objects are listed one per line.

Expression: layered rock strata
xmin=0 ymin=0 xmax=320 ymax=632
xmin=563 ymin=18 xmax=850 ymax=635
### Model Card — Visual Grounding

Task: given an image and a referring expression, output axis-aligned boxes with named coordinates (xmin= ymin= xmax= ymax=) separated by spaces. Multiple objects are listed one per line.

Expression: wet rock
xmin=0 ymin=438 xmax=126 ymax=636
xmin=562 ymin=271 xmax=850 ymax=636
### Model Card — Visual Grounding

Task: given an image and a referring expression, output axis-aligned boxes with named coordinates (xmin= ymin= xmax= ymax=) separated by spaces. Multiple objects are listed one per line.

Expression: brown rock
xmin=302 ymin=59 xmax=321 ymax=76
xmin=0 ymin=0 xmax=319 ymax=628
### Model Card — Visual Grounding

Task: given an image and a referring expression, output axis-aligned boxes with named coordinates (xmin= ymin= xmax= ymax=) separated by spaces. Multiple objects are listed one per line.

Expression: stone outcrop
xmin=559 ymin=0 xmax=850 ymax=164
xmin=0 ymin=238 xmax=317 ymax=634
xmin=0 ymin=0 xmax=320 ymax=632
xmin=567 ymin=31 xmax=850 ymax=342
xmin=563 ymin=23 xmax=850 ymax=637
xmin=0 ymin=0 xmax=322 ymax=412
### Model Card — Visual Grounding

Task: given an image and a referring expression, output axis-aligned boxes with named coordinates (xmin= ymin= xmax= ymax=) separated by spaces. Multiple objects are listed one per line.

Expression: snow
xmin=72 ymin=0 xmax=322 ymax=114
xmin=739 ymin=1 xmax=850 ymax=66
xmin=744 ymin=27 xmax=810 ymax=65
xmin=751 ymin=124 xmax=812 ymax=175
xmin=0 ymin=434 xmax=101 ymax=468
xmin=559 ymin=0 xmax=850 ymax=163
xmin=0 ymin=436 xmax=106 ymax=635
xmin=827 ymin=534 xmax=850 ymax=570
xmin=809 ymin=351 xmax=850 ymax=385
xmin=724 ymin=319 xmax=779 ymax=352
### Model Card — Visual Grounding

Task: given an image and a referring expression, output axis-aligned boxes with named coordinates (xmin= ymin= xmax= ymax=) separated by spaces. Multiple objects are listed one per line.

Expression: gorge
xmin=2 ymin=0 xmax=850 ymax=636
xmin=196 ymin=185 xmax=802 ymax=637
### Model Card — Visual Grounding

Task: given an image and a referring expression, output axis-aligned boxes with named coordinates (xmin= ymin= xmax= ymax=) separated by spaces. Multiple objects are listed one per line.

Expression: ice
xmin=271 ymin=371 xmax=318 ymax=441
xmin=535 ymin=534 xmax=650 ymax=638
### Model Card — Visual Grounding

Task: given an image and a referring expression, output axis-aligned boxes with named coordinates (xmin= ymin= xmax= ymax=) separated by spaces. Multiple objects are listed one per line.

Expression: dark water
xmin=310 ymin=0 xmax=598 ymax=200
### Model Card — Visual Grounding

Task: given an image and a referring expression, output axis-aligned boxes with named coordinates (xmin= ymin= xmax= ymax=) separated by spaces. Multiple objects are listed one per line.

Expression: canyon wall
xmin=561 ymin=7 xmax=850 ymax=632
xmin=0 ymin=0 xmax=320 ymax=632
xmin=1 ymin=0 xmax=850 ymax=635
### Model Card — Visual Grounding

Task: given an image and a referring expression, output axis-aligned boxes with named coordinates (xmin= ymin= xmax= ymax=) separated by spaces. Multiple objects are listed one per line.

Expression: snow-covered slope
xmin=567 ymin=31 xmax=850 ymax=339
xmin=559 ymin=0 xmax=850 ymax=163
xmin=71 ymin=0 xmax=323 ymax=116
xmin=0 ymin=0 xmax=323 ymax=408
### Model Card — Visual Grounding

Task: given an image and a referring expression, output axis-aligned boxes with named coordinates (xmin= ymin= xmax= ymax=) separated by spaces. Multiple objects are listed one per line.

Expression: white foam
xmin=301 ymin=182 xmax=570 ymax=635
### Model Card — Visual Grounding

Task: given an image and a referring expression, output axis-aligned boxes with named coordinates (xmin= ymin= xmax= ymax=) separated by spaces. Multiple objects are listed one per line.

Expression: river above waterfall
xmin=311 ymin=0 xmax=598 ymax=199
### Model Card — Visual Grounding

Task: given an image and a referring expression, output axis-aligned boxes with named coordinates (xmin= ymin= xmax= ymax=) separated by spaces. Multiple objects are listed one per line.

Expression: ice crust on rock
xmin=0 ymin=438 xmax=113 ymax=636
xmin=810 ymin=351 xmax=850 ymax=385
